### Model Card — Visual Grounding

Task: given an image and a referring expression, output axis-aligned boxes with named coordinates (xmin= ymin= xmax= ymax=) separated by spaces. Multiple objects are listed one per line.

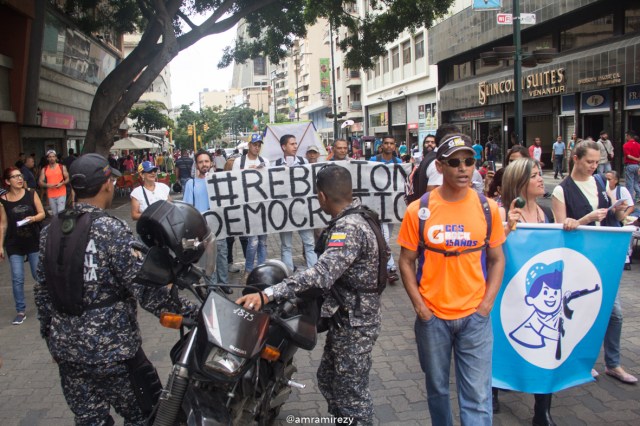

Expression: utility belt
xmin=318 ymin=278 xmax=377 ymax=333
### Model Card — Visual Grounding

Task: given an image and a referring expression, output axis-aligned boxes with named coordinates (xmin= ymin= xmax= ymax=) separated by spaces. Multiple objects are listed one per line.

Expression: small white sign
xmin=521 ymin=13 xmax=537 ymax=25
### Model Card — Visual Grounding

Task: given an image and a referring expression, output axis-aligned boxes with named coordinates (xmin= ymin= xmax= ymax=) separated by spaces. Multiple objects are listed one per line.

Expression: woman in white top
xmin=130 ymin=161 xmax=171 ymax=220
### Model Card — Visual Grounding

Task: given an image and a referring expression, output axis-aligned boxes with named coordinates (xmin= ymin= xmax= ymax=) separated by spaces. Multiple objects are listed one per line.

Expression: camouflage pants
xmin=317 ymin=323 xmax=380 ymax=425
xmin=58 ymin=359 xmax=146 ymax=426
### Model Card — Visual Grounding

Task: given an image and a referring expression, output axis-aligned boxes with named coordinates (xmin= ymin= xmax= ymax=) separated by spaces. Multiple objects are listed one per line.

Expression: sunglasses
xmin=440 ymin=157 xmax=476 ymax=168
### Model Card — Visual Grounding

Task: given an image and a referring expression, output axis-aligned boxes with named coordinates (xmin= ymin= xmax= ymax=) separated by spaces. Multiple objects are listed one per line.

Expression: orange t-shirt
xmin=44 ymin=164 xmax=66 ymax=199
xmin=397 ymin=189 xmax=505 ymax=320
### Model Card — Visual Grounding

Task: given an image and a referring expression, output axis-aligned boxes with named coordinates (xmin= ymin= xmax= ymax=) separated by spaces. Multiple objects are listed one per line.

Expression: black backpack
xmin=405 ymin=151 xmax=437 ymax=205
xmin=43 ymin=210 xmax=119 ymax=315
xmin=307 ymin=206 xmax=389 ymax=331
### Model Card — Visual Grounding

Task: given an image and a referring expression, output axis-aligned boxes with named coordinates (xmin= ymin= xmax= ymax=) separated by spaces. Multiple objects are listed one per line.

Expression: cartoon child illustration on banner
xmin=509 ymin=260 xmax=600 ymax=360
xmin=500 ymin=248 xmax=603 ymax=370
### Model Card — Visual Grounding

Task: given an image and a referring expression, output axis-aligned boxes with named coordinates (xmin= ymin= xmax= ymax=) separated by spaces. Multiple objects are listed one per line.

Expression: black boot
xmin=492 ymin=387 xmax=500 ymax=413
xmin=532 ymin=393 xmax=556 ymax=426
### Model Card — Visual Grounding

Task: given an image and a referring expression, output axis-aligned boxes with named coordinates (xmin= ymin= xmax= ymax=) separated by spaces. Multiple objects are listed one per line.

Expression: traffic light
xmin=187 ymin=125 xmax=193 ymax=135
xmin=203 ymin=123 xmax=209 ymax=132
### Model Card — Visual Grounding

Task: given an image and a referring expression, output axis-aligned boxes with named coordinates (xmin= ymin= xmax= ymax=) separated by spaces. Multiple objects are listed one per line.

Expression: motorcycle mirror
xmin=135 ymin=246 xmax=175 ymax=287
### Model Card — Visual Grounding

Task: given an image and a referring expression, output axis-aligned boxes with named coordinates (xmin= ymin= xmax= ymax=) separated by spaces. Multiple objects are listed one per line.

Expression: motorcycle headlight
xmin=203 ymin=347 xmax=247 ymax=376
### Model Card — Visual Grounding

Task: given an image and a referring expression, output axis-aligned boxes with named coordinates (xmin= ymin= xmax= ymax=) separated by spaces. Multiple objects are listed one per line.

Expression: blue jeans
xmin=597 ymin=162 xmax=612 ymax=174
xmin=215 ymin=239 xmax=228 ymax=284
xmin=9 ymin=252 xmax=39 ymax=313
xmin=554 ymin=155 xmax=564 ymax=177
xmin=279 ymin=229 xmax=317 ymax=271
xmin=604 ymin=292 xmax=623 ymax=369
xmin=415 ymin=312 xmax=493 ymax=426
xmin=381 ymin=224 xmax=396 ymax=270
xmin=48 ymin=195 xmax=66 ymax=215
xmin=624 ymin=164 xmax=640 ymax=201
xmin=245 ymin=235 xmax=267 ymax=273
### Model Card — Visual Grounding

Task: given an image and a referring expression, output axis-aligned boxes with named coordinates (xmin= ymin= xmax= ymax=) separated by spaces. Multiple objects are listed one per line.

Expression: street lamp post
xmin=329 ymin=21 xmax=339 ymax=142
xmin=513 ymin=0 xmax=523 ymax=145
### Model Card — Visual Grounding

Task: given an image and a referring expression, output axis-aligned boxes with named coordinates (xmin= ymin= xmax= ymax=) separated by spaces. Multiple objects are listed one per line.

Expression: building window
xmin=336 ymin=66 xmax=341 ymax=80
xmin=254 ymin=56 xmax=267 ymax=75
xmin=560 ymin=15 xmax=613 ymax=52
xmin=392 ymin=47 xmax=400 ymax=69
xmin=452 ymin=61 xmax=472 ymax=80
xmin=375 ymin=59 xmax=381 ymax=77
xmin=626 ymin=6 xmax=640 ymax=34
xmin=415 ymin=33 xmax=424 ymax=60
xmin=402 ymin=41 xmax=411 ymax=65
xmin=383 ymin=52 xmax=389 ymax=73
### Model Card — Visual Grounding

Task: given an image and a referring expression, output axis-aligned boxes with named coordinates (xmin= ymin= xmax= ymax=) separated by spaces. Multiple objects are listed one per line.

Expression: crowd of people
xmin=1 ymin=126 xmax=639 ymax=425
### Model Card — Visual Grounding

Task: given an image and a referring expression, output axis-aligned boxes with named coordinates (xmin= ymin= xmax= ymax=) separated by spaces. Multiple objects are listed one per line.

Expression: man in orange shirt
xmin=39 ymin=150 xmax=70 ymax=215
xmin=397 ymin=134 xmax=505 ymax=426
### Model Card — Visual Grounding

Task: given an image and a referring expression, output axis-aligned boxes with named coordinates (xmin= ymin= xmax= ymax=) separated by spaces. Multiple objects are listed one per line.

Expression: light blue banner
xmin=473 ymin=0 xmax=502 ymax=10
xmin=492 ymin=224 xmax=632 ymax=394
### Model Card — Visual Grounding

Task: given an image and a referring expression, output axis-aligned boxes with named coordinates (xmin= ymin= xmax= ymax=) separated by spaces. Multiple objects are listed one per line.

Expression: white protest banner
xmin=202 ymin=161 xmax=412 ymax=239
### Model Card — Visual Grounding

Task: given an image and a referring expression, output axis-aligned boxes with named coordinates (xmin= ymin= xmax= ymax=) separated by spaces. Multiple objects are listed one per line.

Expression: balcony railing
xmin=350 ymin=101 xmax=362 ymax=111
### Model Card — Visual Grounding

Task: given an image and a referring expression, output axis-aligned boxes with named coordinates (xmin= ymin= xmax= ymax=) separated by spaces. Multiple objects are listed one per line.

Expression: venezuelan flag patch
xmin=327 ymin=232 xmax=347 ymax=247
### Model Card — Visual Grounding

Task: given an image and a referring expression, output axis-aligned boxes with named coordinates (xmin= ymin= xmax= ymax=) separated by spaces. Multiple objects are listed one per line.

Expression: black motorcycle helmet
xmin=246 ymin=259 xmax=291 ymax=287
xmin=137 ymin=200 xmax=211 ymax=264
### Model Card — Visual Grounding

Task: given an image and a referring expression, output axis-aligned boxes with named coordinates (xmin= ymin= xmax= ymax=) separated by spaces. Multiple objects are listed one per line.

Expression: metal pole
xmin=192 ymin=122 xmax=197 ymax=152
xmin=513 ymin=0 xmax=523 ymax=146
xmin=329 ymin=22 xmax=339 ymax=142
xmin=295 ymin=57 xmax=300 ymax=121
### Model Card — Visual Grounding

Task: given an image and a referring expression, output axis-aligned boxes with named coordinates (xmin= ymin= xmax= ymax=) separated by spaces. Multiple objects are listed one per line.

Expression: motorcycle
xmin=135 ymin=201 xmax=318 ymax=425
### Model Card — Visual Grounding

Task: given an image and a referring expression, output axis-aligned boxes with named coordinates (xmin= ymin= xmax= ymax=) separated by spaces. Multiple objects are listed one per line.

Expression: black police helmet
xmin=137 ymin=200 xmax=211 ymax=264
xmin=246 ymin=259 xmax=292 ymax=287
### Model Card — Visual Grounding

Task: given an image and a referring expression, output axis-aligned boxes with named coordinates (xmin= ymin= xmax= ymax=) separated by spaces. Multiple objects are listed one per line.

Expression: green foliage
xmin=57 ymin=0 xmax=456 ymax=155
xmin=220 ymin=0 xmax=455 ymax=70
xmin=128 ymin=102 xmax=171 ymax=134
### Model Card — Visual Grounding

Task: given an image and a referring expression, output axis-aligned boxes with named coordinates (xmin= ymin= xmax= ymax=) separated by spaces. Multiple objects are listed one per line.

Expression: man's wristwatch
xmin=262 ymin=287 xmax=275 ymax=303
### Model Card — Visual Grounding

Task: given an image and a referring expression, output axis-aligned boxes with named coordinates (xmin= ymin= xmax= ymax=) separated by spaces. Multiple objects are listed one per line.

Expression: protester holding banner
xmin=551 ymin=140 xmax=638 ymax=384
xmin=494 ymin=157 xmax=558 ymax=425
xmin=369 ymin=135 xmax=402 ymax=283
xmin=273 ymin=134 xmax=317 ymax=272
xmin=183 ymin=150 xmax=231 ymax=292
xmin=330 ymin=139 xmax=350 ymax=162
xmin=234 ymin=134 xmax=270 ymax=278
xmin=397 ymin=134 xmax=506 ymax=425
xmin=237 ymin=164 xmax=382 ymax=425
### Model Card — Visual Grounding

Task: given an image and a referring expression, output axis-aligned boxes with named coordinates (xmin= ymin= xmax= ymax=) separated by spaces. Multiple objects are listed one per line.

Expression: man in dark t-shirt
xmin=174 ymin=149 xmax=194 ymax=191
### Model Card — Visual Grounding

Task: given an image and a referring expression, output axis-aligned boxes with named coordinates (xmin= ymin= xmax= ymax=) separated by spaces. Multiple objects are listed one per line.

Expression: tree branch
xmin=176 ymin=0 xmax=280 ymax=52
xmin=177 ymin=10 xmax=197 ymax=31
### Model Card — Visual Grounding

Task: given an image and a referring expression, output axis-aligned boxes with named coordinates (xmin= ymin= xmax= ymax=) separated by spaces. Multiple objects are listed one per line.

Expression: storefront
xmin=438 ymin=34 xmax=640 ymax=169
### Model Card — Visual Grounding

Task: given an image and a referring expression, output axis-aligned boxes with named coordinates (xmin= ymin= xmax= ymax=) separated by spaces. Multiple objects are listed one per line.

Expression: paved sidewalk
xmin=0 ymin=189 xmax=639 ymax=425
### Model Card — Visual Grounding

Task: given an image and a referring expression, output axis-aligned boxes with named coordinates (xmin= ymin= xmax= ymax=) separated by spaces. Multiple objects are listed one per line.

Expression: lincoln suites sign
xmin=478 ymin=68 xmax=566 ymax=105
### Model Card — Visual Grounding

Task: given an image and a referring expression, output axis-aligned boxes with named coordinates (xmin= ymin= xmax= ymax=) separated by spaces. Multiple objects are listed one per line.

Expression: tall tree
xmin=58 ymin=0 xmax=455 ymax=156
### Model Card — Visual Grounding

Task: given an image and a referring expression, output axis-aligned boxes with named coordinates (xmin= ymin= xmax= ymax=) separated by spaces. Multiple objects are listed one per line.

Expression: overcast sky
xmin=169 ymin=26 xmax=237 ymax=111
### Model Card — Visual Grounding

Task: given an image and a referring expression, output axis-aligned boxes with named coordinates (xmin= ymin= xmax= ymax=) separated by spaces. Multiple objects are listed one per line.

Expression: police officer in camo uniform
xmin=34 ymin=154 xmax=197 ymax=425
xmin=238 ymin=164 xmax=382 ymax=425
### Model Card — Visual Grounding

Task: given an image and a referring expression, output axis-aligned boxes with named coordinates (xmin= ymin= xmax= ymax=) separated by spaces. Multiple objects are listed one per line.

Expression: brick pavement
xmin=1 ymin=183 xmax=639 ymax=425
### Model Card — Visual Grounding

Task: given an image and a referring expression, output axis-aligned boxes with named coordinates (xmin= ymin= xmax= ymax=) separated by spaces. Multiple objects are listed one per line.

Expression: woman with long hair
xmin=0 ymin=167 xmax=46 ymax=325
xmin=497 ymin=158 xmax=556 ymax=426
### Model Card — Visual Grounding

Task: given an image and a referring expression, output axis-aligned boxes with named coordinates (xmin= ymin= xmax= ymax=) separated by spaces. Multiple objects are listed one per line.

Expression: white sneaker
xmin=228 ymin=264 xmax=241 ymax=273
xmin=591 ymin=368 xmax=599 ymax=378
